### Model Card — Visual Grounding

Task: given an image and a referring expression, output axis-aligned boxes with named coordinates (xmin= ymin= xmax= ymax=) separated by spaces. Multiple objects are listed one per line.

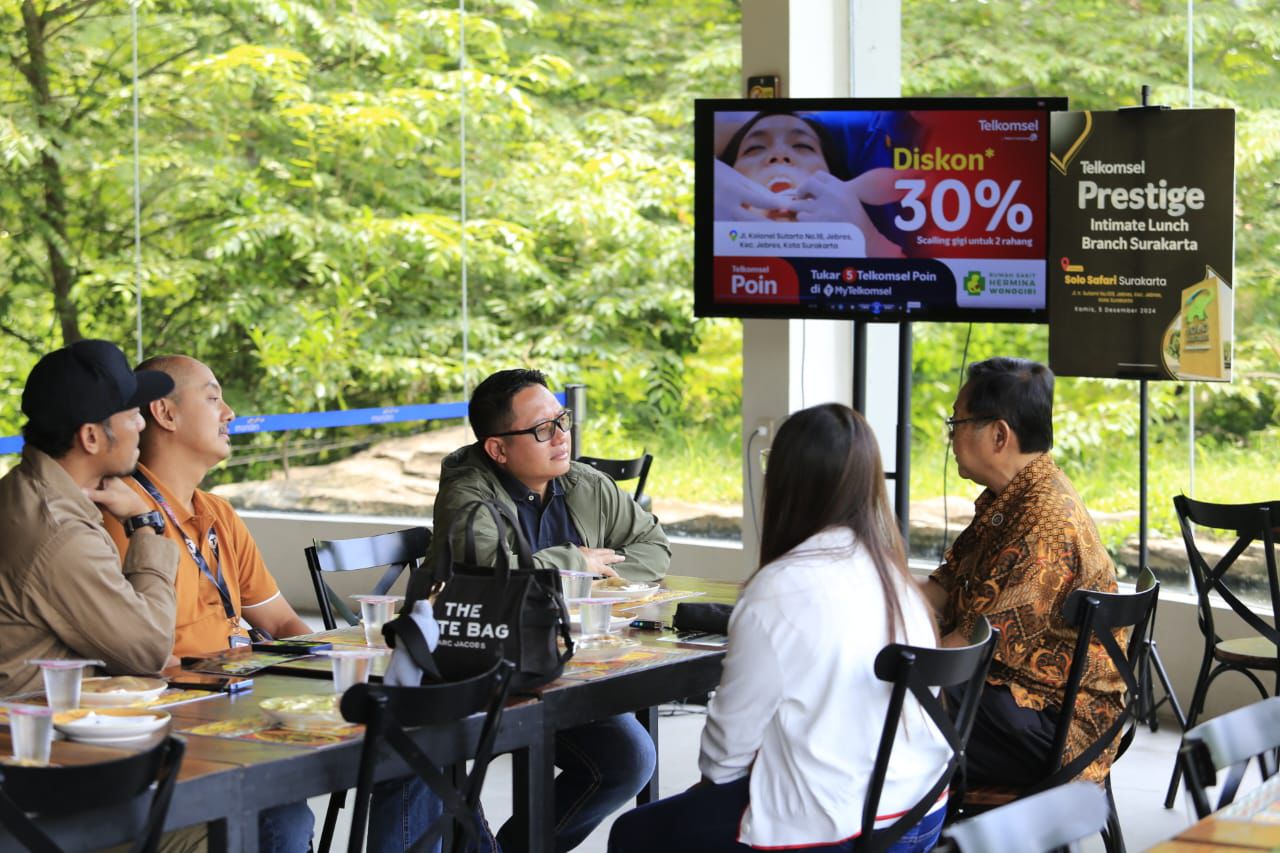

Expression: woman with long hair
xmin=607 ymin=404 xmax=947 ymax=852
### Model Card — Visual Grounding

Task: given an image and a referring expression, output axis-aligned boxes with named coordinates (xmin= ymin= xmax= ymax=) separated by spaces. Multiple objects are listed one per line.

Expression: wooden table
xmin=538 ymin=574 xmax=738 ymax=804
xmin=1145 ymin=774 xmax=1280 ymax=851
xmin=0 ymin=575 xmax=739 ymax=852
xmin=2 ymin=676 xmax=548 ymax=853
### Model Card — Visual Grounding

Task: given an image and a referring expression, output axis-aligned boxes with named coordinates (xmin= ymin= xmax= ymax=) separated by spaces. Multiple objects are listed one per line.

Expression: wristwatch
xmin=122 ymin=510 xmax=166 ymax=537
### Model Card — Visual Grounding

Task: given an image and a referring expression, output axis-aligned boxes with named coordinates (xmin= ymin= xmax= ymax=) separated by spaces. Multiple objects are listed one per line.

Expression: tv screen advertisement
xmin=694 ymin=97 xmax=1068 ymax=323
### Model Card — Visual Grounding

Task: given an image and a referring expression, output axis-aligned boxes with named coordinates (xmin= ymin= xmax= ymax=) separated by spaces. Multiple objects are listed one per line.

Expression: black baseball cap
xmin=21 ymin=340 xmax=175 ymax=433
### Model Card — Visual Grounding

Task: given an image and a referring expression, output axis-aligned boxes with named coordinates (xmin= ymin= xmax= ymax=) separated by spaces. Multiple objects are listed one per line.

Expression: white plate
xmin=259 ymin=695 xmax=354 ymax=731
xmin=571 ymin=636 xmax=641 ymax=663
xmin=79 ymin=676 xmax=168 ymax=706
xmin=589 ymin=582 xmax=660 ymax=601
xmin=54 ymin=709 xmax=170 ymax=743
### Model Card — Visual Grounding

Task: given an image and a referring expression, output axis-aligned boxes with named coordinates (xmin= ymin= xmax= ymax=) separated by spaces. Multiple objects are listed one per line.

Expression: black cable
xmin=746 ymin=427 xmax=762 ymax=537
xmin=800 ymin=320 xmax=807 ymax=410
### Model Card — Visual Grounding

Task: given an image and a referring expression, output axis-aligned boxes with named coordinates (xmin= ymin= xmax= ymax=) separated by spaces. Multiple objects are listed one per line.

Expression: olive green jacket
xmin=427 ymin=443 xmax=670 ymax=583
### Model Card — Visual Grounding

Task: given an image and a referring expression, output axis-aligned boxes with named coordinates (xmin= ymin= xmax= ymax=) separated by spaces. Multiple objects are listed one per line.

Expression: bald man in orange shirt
xmin=104 ymin=355 xmax=309 ymax=656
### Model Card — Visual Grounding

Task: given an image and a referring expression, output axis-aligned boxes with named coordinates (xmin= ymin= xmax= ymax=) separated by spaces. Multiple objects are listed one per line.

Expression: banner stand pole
xmin=1129 ymin=83 xmax=1170 ymax=577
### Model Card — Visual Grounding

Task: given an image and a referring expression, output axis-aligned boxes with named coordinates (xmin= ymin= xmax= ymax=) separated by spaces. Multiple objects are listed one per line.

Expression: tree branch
xmin=43 ymin=1 xmax=103 ymax=41
xmin=152 ymin=292 xmax=205 ymax=347
xmin=40 ymin=0 xmax=101 ymax=25
xmin=0 ymin=321 xmax=43 ymax=355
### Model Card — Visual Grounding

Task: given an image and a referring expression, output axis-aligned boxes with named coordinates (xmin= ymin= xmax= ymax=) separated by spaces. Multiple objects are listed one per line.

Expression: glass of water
xmin=8 ymin=704 xmax=54 ymax=765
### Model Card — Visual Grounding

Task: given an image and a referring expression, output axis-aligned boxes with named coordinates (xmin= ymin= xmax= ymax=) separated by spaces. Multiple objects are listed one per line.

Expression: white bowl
xmin=589 ymin=581 xmax=660 ymax=601
xmin=54 ymin=708 xmax=170 ymax=743
xmin=79 ymin=676 xmax=168 ymax=706
xmin=259 ymin=695 xmax=354 ymax=731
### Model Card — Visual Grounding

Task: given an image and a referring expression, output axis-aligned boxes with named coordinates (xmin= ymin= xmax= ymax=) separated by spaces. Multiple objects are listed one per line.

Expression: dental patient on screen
xmin=715 ymin=109 xmax=908 ymax=258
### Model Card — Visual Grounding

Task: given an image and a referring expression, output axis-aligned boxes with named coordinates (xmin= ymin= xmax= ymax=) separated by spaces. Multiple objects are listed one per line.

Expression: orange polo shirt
xmin=104 ymin=463 xmax=281 ymax=657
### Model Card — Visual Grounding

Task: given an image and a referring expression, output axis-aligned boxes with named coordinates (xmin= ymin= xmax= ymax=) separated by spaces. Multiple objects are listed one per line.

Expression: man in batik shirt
xmin=921 ymin=357 xmax=1123 ymax=785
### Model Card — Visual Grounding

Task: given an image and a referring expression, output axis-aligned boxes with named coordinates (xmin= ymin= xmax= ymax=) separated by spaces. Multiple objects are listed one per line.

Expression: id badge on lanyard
xmin=131 ymin=471 xmax=265 ymax=648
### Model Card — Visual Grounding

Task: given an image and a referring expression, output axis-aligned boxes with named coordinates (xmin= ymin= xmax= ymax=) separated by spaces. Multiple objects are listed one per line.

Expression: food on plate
xmin=597 ymin=576 xmax=632 ymax=590
xmin=594 ymin=577 xmax=651 ymax=592
xmin=81 ymin=675 xmax=163 ymax=694
xmin=260 ymin=694 xmax=339 ymax=715
xmin=259 ymin=694 xmax=352 ymax=731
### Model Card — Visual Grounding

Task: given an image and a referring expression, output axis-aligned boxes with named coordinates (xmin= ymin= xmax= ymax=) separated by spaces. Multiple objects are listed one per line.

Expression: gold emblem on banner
xmin=1050 ymin=111 xmax=1093 ymax=175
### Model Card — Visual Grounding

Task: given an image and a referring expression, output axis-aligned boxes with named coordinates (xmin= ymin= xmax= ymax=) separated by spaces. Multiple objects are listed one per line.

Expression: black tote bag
xmin=409 ymin=500 xmax=574 ymax=691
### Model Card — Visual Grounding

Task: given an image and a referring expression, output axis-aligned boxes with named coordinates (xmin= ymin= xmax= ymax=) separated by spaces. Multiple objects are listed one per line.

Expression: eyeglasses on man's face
xmin=945 ymin=414 xmax=996 ymax=441
xmin=491 ymin=409 xmax=573 ymax=443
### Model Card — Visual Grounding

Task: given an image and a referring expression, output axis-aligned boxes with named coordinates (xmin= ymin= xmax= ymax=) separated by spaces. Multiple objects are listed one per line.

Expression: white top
xmin=699 ymin=527 xmax=950 ymax=848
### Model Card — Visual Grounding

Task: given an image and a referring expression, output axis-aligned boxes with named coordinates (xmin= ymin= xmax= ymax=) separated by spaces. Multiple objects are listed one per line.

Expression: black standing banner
xmin=1048 ymin=109 xmax=1235 ymax=381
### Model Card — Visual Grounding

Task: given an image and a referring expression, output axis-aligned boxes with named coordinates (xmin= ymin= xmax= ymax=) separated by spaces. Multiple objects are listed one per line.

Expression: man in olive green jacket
xmin=424 ymin=368 xmax=668 ymax=852
xmin=427 ymin=371 xmax=670 ymax=582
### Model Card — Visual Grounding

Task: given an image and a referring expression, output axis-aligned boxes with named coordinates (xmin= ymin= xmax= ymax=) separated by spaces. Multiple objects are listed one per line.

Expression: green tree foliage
xmin=0 ymin=0 xmax=742 ymax=455
xmin=902 ymin=0 xmax=1280 ymax=533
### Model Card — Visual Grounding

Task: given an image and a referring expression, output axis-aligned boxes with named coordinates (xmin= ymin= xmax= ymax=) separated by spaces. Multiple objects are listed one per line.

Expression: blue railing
xmin=0 ymin=392 xmax=573 ymax=455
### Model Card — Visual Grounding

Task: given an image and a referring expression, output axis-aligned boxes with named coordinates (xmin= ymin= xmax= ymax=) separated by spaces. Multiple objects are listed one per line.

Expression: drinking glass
xmin=321 ymin=649 xmax=389 ymax=693
xmin=8 ymin=704 xmax=54 ymax=765
xmin=559 ymin=570 xmax=594 ymax=600
xmin=28 ymin=659 xmax=102 ymax=712
xmin=352 ymin=594 xmax=403 ymax=647
xmin=577 ymin=599 xmax=616 ymax=639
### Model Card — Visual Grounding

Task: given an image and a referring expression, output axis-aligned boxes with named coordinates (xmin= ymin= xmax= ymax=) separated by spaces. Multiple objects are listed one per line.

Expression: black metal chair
xmin=940 ymin=781 xmax=1110 ymax=853
xmin=857 ymin=616 xmax=998 ymax=852
xmin=340 ymin=659 xmax=516 ymax=853
xmin=305 ymin=526 xmax=432 ymax=630
xmin=953 ymin=567 xmax=1161 ymax=853
xmin=1178 ymin=695 xmax=1280 ymax=819
xmin=307 ymin=526 xmax=432 ymax=851
xmin=1163 ymin=496 xmax=1280 ymax=808
xmin=0 ymin=735 xmax=185 ymax=853
xmin=576 ymin=453 xmax=653 ymax=511
xmin=1134 ymin=569 xmax=1186 ymax=735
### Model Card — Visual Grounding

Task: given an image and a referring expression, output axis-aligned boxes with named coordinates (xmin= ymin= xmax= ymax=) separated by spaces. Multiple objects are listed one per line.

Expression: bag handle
xmin=434 ymin=499 xmax=536 ymax=588
xmin=382 ymin=608 xmax=444 ymax=683
xmin=462 ymin=501 xmax=535 ymax=574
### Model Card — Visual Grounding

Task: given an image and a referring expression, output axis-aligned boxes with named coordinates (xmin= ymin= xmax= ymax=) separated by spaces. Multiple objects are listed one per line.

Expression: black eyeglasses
xmin=489 ymin=409 xmax=573 ymax=443
xmin=945 ymin=414 xmax=996 ymax=441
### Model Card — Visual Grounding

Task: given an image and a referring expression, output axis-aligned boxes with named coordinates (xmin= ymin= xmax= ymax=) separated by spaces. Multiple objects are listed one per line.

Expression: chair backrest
xmin=304 ymin=526 xmax=432 ymax=630
xmin=1174 ymin=495 xmax=1280 ymax=657
xmin=1179 ymin=695 xmax=1280 ymax=818
xmin=340 ymin=659 xmax=516 ymax=853
xmin=1038 ymin=567 xmax=1160 ymax=790
xmin=942 ymin=781 xmax=1110 ymax=853
xmin=0 ymin=735 xmax=185 ymax=853
xmin=860 ymin=616 xmax=998 ymax=852
xmin=576 ymin=453 xmax=654 ymax=506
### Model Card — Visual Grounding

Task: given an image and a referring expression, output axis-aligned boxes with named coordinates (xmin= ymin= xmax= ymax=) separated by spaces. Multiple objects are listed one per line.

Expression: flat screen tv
xmin=694 ymin=96 xmax=1068 ymax=323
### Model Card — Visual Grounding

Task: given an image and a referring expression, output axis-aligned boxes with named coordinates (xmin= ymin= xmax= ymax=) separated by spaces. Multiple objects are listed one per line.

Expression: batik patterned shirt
xmin=930 ymin=453 xmax=1124 ymax=783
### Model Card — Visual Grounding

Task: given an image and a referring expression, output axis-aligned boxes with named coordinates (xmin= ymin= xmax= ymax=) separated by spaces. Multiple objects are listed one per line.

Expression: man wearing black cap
xmin=0 ymin=339 xmax=182 ymax=695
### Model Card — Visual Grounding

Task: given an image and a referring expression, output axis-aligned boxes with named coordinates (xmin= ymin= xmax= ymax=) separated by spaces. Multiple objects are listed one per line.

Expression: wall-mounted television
xmin=693 ymin=96 xmax=1068 ymax=323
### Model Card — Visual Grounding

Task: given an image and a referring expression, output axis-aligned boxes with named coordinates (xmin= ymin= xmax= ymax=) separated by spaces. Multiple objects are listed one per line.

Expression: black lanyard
xmin=131 ymin=470 xmax=239 ymax=626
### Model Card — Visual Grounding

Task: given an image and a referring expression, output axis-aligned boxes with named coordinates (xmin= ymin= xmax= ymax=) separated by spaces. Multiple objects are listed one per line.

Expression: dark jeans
xmin=606 ymin=776 xmax=945 ymax=853
xmin=946 ymin=683 xmax=1058 ymax=787
xmin=258 ymin=800 xmax=315 ymax=853
xmin=497 ymin=713 xmax=657 ymax=852
xmin=368 ymin=776 xmax=499 ymax=853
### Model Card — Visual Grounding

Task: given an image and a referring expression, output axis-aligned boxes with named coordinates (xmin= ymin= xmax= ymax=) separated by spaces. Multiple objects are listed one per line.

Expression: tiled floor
xmin=308 ymin=705 xmax=1216 ymax=852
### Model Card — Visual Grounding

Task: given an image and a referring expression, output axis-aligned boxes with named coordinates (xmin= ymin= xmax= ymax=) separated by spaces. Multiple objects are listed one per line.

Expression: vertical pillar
xmin=739 ymin=0 xmax=901 ymax=572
